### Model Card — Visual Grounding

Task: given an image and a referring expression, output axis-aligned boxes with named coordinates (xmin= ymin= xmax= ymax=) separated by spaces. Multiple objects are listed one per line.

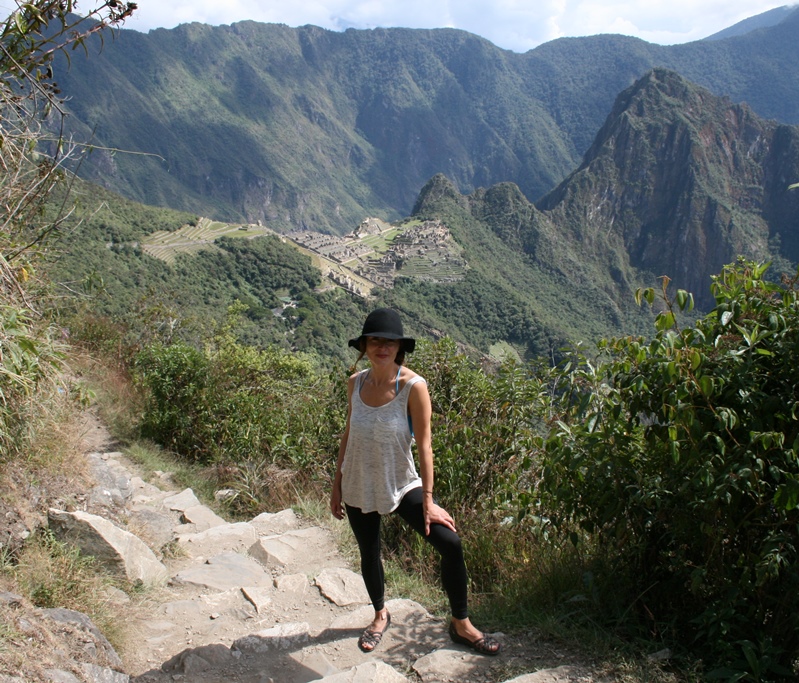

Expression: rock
xmin=250 ymin=508 xmax=300 ymax=536
xmin=129 ymin=476 xmax=163 ymax=500
xmin=274 ymin=573 xmax=308 ymax=595
xmin=100 ymin=586 xmax=130 ymax=606
xmin=248 ymin=527 xmax=339 ymax=571
xmin=47 ymin=509 xmax=167 ymax=585
xmin=241 ymin=585 xmax=273 ymax=613
xmin=176 ymin=521 xmax=258 ymax=558
xmin=170 ymin=552 xmax=272 ymax=591
xmin=40 ymin=608 xmax=123 ymax=669
xmin=319 ymin=661 xmax=408 ymax=682
xmin=86 ymin=453 xmax=134 ymax=509
xmin=232 ymin=622 xmax=310 ymax=654
xmin=314 ymin=567 xmax=370 ymax=606
xmin=0 ymin=591 xmax=23 ymax=608
xmin=162 ymin=488 xmax=201 ymax=511
xmin=413 ymin=649 xmax=487 ymax=682
xmin=504 ymin=667 xmax=588 ymax=682
xmin=647 ymin=648 xmax=672 ymax=662
xmin=125 ymin=508 xmax=178 ymax=550
xmin=214 ymin=488 xmax=236 ymax=502
xmin=180 ymin=504 xmax=227 ymax=531
xmin=44 ymin=671 xmax=80 ymax=683
xmin=80 ymin=663 xmax=130 ymax=682
xmin=201 ymin=588 xmax=255 ymax=615
xmin=161 ymin=644 xmax=236 ymax=674
xmin=289 ymin=650 xmax=339 ymax=679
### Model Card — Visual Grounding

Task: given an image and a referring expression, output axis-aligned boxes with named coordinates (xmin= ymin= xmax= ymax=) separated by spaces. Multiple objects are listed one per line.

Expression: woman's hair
xmin=349 ymin=339 xmax=406 ymax=373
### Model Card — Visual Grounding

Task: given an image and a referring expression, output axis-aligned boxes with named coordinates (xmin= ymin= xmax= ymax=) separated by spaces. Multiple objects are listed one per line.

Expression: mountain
xmin=704 ymin=5 xmax=798 ymax=40
xmin=52 ymin=10 xmax=799 ymax=233
xmin=410 ymin=69 xmax=799 ymax=320
xmin=535 ymin=68 xmax=799 ymax=310
xmin=53 ymin=69 xmax=798 ymax=362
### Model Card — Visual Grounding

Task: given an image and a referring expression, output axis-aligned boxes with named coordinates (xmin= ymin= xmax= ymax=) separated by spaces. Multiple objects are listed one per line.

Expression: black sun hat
xmin=348 ymin=308 xmax=416 ymax=353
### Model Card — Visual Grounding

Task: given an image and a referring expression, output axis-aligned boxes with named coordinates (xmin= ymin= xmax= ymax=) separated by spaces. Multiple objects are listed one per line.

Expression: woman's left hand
xmin=423 ymin=501 xmax=456 ymax=535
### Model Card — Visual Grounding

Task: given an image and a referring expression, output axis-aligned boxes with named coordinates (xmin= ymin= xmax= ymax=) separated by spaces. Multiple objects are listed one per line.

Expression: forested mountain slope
xmin=52 ymin=69 xmax=799 ymax=359
xmin=54 ymin=8 xmax=799 ymax=233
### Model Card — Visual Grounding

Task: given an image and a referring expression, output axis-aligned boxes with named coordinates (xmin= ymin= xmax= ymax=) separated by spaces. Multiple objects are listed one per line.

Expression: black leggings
xmin=345 ymin=487 xmax=468 ymax=619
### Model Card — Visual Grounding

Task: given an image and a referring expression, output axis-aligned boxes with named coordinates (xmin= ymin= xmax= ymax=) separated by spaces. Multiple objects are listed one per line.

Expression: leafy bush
xmin=535 ymin=260 xmax=799 ymax=679
xmin=0 ymin=2 xmax=136 ymax=457
xmin=133 ymin=306 xmax=346 ymax=483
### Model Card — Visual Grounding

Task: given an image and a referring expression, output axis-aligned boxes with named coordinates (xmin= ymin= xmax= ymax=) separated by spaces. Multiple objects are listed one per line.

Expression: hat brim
xmin=348 ymin=335 xmax=416 ymax=353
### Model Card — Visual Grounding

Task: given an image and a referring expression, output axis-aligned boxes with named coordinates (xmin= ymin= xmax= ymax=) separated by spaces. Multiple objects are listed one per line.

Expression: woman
xmin=330 ymin=308 xmax=501 ymax=655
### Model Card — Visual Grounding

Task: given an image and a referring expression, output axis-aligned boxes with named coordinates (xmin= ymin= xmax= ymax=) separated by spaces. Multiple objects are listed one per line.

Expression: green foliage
xmin=133 ymin=305 xmax=346 ymax=482
xmin=0 ymin=305 xmax=63 ymax=455
xmin=535 ymin=259 xmax=799 ymax=679
xmin=50 ymin=12 xmax=799 ymax=233
xmin=0 ymin=2 xmax=136 ymax=456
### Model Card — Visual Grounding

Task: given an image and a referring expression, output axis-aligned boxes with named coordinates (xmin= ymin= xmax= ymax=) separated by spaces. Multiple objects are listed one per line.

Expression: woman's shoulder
xmin=347 ymin=368 xmax=368 ymax=388
xmin=400 ymin=367 xmax=426 ymax=386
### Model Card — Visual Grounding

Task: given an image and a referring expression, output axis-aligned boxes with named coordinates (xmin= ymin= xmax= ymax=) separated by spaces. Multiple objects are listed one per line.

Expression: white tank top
xmin=341 ymin=369 xmax=425 ymax=514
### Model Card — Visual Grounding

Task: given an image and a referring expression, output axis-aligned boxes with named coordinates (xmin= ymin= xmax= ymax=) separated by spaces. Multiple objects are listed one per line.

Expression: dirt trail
xmin=74 ymin=415 xmax=603 ymax=683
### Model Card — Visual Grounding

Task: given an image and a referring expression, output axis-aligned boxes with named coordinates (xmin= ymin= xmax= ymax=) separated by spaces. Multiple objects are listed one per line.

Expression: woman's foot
xmin=358 ymin=610 xmax=391 ymax=652
xmin=449 ymin=618 xmax=502 ymax=656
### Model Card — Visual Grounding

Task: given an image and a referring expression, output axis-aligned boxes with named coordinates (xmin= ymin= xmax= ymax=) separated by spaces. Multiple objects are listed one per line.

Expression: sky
xmin=115 ymin=0 xmax=794 ymax=53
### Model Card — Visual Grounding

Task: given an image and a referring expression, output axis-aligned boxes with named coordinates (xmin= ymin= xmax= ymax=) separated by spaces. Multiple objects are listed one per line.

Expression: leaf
xmin=774 ymin=478 xmax=799 ymax=511
xmin=675 ymin=289 xmax=694 ymax=311
xmin=698 ymin=376 xmax=714 ymax=396
xmin=655 ymin=311 xmax=675 ymax=331
xmin=721 ymin=311 xmax=733 ymax=327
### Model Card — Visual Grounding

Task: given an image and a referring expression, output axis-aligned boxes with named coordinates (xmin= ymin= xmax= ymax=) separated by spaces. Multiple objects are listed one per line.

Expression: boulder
xmin=170 ymin=552 xmax=271 ymax=592
xmin=47 ymin=510 xmax=167 ymax=585
xmin=314 ymin=567 xmax=370 ymax=606
xmin=176 ymin=521 xmax=258 ymax=558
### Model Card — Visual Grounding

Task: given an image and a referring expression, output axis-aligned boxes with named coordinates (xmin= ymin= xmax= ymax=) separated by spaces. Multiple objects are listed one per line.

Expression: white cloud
xmin=123 ymin=0 xmax=792 ymax=52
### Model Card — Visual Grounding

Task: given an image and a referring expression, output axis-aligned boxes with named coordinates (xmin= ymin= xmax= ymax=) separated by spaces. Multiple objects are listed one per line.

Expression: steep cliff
xmin=537 ymin=68 xmax=799 ymax=308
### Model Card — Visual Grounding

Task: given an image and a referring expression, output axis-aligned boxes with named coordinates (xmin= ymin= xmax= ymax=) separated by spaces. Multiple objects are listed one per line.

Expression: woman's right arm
xmin=331 ymin=374 xmax=356 ymax=520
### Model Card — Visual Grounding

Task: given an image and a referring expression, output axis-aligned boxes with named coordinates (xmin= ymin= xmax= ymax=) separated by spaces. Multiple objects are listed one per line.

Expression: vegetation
xmin=48 ymin=10 xmax=799 ymax=231
xmin=0 ymin=1 xmax=139 ymax=671
xmin=532 ymin=261 xmax=799 ymax=679
xmin=0 ymin=1 xmax=135 ymax=456
xmin=125 ymin=254 xmax=799 ymax=680
xmin=3 ymin=4 xmax=799 ymax=681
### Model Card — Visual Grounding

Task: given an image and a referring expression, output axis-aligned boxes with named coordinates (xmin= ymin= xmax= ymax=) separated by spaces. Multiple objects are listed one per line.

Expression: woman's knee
xmin=430 ymin=526 xmax=464 ymax=559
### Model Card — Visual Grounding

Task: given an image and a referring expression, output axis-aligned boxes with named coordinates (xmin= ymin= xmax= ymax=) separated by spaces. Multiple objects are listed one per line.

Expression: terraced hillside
xmin=141 ymin=218 xmax=276 ymax=265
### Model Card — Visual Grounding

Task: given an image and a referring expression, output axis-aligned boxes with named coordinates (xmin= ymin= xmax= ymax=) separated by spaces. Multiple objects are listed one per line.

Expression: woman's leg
xmin=395 ymin=488 xmax=501 ymax=654
xmin=345 ymin=504 xmax=385 ymax=611
xmin=394 ymin=487 xmax=468 ymax=619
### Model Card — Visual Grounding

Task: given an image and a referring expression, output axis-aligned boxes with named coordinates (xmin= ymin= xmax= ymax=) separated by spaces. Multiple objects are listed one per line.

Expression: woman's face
xmin=364 ymin=336 xmax=401 ymax=366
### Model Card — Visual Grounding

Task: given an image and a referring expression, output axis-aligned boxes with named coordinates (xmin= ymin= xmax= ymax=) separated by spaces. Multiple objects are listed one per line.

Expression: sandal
xmin=358 ymin=612 xmax=391 ymax=652
xmin=448 ymin=621 xmax=502 ymax=656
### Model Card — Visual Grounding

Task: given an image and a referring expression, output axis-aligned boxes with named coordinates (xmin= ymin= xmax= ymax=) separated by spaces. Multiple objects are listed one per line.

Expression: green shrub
xmin=133 ymin=306 xmax=346 ymax=480
xmin=535 ymin=260 xmax=799 ymax=679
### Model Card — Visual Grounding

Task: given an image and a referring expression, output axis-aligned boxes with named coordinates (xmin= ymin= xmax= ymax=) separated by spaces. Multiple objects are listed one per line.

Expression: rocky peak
xmin=538 ymin=68 xmax=799 ymax=308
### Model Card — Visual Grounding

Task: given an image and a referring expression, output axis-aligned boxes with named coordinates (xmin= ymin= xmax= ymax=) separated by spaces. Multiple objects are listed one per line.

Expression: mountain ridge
xmin=53 ymin=9 xmax=799 ymax=233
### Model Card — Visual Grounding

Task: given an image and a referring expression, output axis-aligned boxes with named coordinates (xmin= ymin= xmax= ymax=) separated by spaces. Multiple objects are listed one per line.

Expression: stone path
xmin=42 ymin=433 xmax=603 ymax=683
